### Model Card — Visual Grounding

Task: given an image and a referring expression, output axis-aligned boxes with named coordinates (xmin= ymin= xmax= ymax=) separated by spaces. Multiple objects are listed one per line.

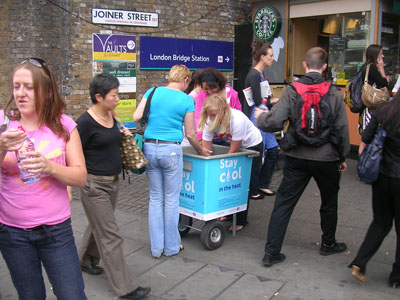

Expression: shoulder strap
xmin=292 ymin=81 xmax=330 ymax=96
xmin=364 ymin=64 xmax=370 ymax=83
xmin=114 ymin=115 xmax=124 ymax=129
xmin=140 ymin=87 xmax=157 ymax=128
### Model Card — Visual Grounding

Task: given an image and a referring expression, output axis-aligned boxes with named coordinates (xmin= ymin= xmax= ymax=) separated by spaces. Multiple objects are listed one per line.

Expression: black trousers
xmin=350 ymin=173 xmax=400 ymax=274
xmin=265 ymin=156 xmax=341 ymax=255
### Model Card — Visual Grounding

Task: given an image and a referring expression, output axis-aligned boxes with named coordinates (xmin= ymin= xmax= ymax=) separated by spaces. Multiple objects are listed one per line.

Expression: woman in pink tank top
xmin=0 ymin=58 xmax=87 ymax=299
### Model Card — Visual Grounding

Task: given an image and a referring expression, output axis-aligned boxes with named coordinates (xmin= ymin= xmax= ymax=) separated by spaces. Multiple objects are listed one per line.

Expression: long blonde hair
xmin=198 ymin=94 xmax=231 ymax=134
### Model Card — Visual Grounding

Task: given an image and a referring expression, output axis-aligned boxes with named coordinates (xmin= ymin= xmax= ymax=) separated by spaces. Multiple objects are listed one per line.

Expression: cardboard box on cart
xmin=179 ymin=145 xmax=256 ymax=221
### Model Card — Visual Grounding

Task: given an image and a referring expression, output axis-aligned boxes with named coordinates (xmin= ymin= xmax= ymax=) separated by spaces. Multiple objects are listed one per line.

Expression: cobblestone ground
xmin=71 ymin=171 xmax=150 ymax=215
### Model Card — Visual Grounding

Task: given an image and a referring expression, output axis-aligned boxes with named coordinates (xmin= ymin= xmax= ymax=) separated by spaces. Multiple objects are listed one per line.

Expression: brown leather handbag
xmin=361 ymin=64 xmax=390 ymax=109
xmin=115 ymin=117 xmax=148 ymax=172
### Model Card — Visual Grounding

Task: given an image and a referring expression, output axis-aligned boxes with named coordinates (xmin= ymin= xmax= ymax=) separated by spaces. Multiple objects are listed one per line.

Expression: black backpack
xmin=279 ymin=80 xmax=336 ymax=151
xmin=344 ymin=70 xmax=364 ymax=113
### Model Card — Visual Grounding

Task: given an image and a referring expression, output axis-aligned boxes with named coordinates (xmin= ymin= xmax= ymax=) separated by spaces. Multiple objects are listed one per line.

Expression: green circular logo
xmin=253 ymin=6 xmax=282 ymax=41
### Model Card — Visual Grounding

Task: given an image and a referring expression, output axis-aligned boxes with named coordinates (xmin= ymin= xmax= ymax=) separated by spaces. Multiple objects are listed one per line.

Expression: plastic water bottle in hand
xmin=16 ymin=126 xmax=41 ymax=183
xmin=259 ymin=98 xmax=269 ymax=111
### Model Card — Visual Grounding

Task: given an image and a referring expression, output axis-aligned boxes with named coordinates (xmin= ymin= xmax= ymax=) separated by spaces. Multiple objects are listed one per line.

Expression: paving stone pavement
xmin=1 ymin=158 xmax=399 ymax=299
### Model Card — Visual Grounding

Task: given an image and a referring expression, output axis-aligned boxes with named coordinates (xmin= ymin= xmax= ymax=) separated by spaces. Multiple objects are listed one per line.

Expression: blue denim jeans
xmin=144 ymin=142 xmax=182 ymax=257
xmin=0 ymin=218 xmax=86 ymax=300
xmin=259 ymin=146 xmax=280 ymax=189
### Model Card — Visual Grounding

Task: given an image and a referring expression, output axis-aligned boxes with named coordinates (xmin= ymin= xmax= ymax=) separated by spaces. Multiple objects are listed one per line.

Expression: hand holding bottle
xmin=0 ymin=129 xmax=27 ymax=152
xmin=258 ymin=98 xmax=269 ymax=111
xmin=16 ymin=126 xmax=41 ymax=183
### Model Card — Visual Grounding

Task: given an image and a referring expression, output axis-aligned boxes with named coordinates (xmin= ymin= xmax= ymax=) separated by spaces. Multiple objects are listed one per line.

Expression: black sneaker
xmin=262 ymin=253 xmax=286 ymax=267
xmin=120 ymin=287 xmax=151 ymax=299
xmin=319 ymin=242 xmax=347 ymax=256
xmin=81 ymin=262 xmax=104 ymax=275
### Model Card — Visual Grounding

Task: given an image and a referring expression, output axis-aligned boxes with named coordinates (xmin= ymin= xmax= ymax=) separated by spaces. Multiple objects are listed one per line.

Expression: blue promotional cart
xmin=178 ymin=145 xmax=258 ymax=250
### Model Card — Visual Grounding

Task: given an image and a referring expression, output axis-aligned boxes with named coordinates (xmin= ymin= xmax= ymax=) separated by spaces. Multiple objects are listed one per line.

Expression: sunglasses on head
xmin=19 ymin=58 xmax=51 ymax=78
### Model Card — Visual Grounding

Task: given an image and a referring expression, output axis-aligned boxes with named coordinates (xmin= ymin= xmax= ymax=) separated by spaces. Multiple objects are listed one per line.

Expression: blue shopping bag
xmin=357 ymin=126 xmax=386 ymax=183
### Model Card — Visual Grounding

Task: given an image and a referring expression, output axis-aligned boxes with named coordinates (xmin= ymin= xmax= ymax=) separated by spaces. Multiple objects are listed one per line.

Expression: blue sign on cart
xmin=179 ymin=146 xmax=255 ymax=221
xmin=140 ymin=36 xmax=233 ymax=70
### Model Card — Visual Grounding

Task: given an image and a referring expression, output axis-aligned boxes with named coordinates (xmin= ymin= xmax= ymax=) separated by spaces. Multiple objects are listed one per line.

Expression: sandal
xmin=250 ymin=194 xmax=264 ymax=200
xmin=220 ymin=216 xmax=232 ymax=222
xmin=163 ymin=244 xmax=184 ymax=257
xmin=229 ymin=225 xmax=244 ymax=232
xmin=259 ymin=188 xmax=275 ymax=196
xmin=389 ymin=271 xmax=400 ymax=288
xmin=351 ymin=265 xmax=366 ymax=282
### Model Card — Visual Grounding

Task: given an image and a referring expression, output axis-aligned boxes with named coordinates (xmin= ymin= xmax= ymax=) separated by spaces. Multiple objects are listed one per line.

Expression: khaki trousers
xmin=78 ymin=174 xmax=139 ymax=296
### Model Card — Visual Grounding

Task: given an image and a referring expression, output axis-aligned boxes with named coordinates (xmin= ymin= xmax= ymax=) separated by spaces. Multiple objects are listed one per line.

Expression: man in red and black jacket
xmin=255 ymin=47 xmax=350 ymax=267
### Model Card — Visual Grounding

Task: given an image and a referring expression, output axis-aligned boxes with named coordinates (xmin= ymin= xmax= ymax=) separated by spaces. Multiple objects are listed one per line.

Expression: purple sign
xmin=140 ymin=36 xmax=233 ymax=70
xmin=93 ymin=34 xmax=136 ymax=55
xmin=92 ymin=34 xmax=137 ymax=129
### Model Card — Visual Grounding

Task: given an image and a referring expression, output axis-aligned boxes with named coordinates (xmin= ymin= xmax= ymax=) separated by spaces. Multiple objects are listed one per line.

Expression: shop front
xmin=252 ymin=0 xmax=400 ymax=146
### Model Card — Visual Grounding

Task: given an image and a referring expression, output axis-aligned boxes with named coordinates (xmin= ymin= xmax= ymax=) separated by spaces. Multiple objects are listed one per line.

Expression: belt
xmin=24 ymin=225 xmax=45 ymax=231
xmin=100 ymin=175 xmax=119 ymax=181
xmin=145 ymin=139 xmax=181 ymax=145
xmin=88 ymin=174 xmax=119 ymax=181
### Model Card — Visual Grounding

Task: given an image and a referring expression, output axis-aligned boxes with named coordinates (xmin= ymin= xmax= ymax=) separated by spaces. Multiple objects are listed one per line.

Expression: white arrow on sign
xmin=225 ymin=57 xmax=230 ymax=63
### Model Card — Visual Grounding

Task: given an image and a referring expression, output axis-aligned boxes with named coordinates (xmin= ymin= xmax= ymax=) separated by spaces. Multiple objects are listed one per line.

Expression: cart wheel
xmin=178 ymin=214 xmax=192 ymax=237
xmin=200 ymin=220 xmax=225 ymax=250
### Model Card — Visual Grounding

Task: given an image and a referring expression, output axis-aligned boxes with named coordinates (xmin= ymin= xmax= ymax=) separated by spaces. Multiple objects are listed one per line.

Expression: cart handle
xmin=246 ymin=153 xmax=260 ymax=158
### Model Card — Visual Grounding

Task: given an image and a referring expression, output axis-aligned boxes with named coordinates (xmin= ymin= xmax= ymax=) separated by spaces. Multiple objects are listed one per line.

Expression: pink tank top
xmin=0 ymin=112 xmax=76 ymax=228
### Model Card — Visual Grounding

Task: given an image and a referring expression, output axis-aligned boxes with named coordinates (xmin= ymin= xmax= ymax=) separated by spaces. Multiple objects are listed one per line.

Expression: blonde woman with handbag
xmin=134 ymin=65 xmax=206 ymax=259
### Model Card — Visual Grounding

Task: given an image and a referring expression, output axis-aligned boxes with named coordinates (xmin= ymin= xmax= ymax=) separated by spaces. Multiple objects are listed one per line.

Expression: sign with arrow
xmin=140 ymin=36 xmax=233 ymax=71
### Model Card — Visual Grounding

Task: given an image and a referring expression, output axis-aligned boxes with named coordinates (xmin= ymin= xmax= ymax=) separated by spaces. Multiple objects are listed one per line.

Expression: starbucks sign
xmin=253 ymin=6 xmax=282 ymax=41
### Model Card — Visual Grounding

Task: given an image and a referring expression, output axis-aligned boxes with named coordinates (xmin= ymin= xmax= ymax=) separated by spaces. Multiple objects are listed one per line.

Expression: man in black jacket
xmin=255 ymin=47 xmax=350 ymax=267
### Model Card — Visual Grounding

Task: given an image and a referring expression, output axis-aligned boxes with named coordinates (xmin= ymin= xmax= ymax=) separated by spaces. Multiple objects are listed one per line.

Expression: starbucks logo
xmin=253 ymin=6 xmax=281 ymax=41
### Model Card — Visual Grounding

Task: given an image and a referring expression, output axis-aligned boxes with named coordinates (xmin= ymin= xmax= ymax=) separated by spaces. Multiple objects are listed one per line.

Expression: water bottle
xmin=259 ymin=98 xmax=269 ymax=111
xmin=16 ymin=126 xmax=41 ymax=183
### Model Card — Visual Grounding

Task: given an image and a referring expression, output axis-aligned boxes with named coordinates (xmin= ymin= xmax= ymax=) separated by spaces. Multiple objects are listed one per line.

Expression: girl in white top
xmin=201 ymin=106 xmax=262 ymax=150
xmin=198 ymin=94 xmax=263 ymax=231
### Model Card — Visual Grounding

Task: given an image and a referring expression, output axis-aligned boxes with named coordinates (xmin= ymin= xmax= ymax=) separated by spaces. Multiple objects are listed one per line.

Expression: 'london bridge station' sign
xmin=140 ymin=36 xmax=233 ymax=71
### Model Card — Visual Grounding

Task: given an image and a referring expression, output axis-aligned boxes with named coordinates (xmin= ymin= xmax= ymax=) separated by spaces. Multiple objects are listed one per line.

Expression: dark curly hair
xmin=199 ymin=67 xmax=226 ymax=91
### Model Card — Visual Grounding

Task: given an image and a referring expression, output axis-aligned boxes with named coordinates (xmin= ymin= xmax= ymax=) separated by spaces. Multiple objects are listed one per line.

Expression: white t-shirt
xmin=393 ymin=76 xmax=400 ymax=93
xmin=203 ymin=108 xmax=262 ymax=148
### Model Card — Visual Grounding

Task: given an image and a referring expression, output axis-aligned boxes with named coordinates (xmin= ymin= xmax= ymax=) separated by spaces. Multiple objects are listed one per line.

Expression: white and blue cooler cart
xmin=178 ymin=145 xmax=258 ymax=250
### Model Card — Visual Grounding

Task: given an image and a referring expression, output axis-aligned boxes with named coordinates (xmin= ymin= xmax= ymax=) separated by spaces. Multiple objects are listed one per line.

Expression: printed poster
xmin=92 ymin=34 xmax=137 ymax=128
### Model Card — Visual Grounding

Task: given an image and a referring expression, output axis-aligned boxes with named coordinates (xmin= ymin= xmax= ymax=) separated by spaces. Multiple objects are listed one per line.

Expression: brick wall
xmin=0 ymin=0 xmax=252 ymax=120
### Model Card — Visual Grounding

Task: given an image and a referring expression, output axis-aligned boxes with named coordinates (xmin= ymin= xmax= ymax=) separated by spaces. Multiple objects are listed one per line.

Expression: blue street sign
xmin=140 ymin=36 xmax=233 ymax=71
